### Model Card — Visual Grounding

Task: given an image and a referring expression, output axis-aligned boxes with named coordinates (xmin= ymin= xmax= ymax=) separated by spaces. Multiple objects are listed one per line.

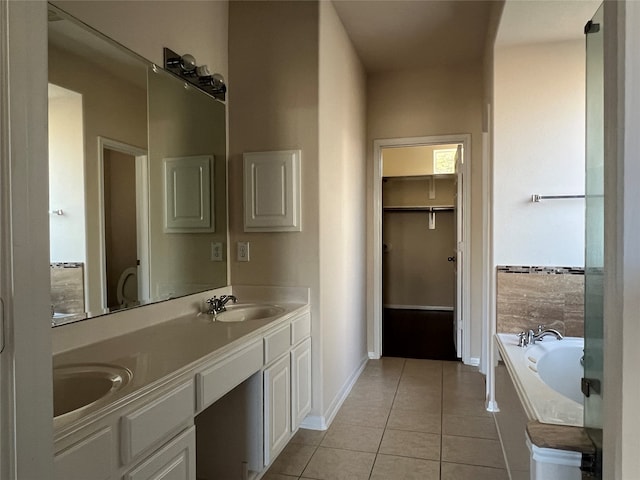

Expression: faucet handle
xmin=517 ymin=331 xmax=527 ymax=347
xmin=537 ymin=324 xmax=546 ymax=334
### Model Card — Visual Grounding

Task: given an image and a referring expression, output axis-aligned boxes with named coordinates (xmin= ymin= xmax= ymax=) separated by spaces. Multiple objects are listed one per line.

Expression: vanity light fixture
xmin=163 ymin=47 xmax=226 ymax=101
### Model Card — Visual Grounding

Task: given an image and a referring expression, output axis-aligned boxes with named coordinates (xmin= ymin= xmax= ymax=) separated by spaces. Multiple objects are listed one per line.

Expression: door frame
xmin=372 ymin=134 xmax=471 ymax=363
xmin=97 ymin=137 xmax=150 ymax=311
xmin=1 ymin=1 xmax=53 ymax=477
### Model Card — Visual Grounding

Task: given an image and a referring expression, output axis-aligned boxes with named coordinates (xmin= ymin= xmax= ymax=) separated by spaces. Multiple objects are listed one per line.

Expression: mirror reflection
xmin=48 ymin=6 xmax=227 ymax=325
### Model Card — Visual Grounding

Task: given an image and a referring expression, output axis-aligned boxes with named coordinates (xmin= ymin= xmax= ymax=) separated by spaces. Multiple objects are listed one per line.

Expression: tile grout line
xmin=439 ymin=362 xmax=444 ymax=480
xmin=492 ymin=412 xmax=513 ymax=480
xmin=367 ymin=357 xmax=405 ymax=480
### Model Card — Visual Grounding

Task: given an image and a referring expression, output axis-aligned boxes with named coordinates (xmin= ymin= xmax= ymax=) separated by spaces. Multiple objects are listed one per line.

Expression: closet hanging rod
xmin=531 ymin=194 xmax=585 ymax=203
xmin=383 ymin=205 xmax=454 ymax=212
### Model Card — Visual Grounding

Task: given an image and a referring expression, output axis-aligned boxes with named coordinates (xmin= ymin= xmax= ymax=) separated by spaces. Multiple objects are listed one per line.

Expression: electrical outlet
xmin=237 ymin=241 xmax=250 ymax=262
xmin=211 ymin=242 xmax=223 ymax=261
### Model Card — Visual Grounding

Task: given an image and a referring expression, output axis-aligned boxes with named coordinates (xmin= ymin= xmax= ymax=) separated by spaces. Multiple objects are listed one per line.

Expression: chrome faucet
xmin=532 ymin=328 xmax=564 ymax=343
xmin=517 ymin=324 xmax=564 ymax=347
xmin=205 ymin=295 xmax=238 ymax=315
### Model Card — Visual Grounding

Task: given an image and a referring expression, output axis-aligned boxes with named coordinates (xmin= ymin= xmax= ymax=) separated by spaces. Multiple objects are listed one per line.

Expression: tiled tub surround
xmin=496 ymin=266 xmax=584 ymax=337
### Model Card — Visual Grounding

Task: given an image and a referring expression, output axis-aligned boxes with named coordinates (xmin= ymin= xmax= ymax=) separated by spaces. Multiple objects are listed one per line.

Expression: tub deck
xmin=496 ymin=333 xmax=584 ymax=426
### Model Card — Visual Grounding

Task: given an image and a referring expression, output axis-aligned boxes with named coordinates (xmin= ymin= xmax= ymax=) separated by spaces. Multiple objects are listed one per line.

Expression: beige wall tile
xmin=497 ymin=270 xmax=584 ymax=336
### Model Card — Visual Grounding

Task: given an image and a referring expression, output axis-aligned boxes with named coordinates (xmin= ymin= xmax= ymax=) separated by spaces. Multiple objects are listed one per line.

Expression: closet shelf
xmin=383 ymin=205 xmax=455 ymax=212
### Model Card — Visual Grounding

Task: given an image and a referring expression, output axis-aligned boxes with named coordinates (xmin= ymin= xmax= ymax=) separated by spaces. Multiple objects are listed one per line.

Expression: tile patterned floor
xmin=264 ymin=358 xmax=508 ymax=480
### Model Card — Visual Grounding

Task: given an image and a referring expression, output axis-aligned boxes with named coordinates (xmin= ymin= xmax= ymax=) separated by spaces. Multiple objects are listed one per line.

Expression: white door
xmin=454 ymin=144 xmax=464 ymax=358
xmin=98 ymin=138 xmax=150 ymax=311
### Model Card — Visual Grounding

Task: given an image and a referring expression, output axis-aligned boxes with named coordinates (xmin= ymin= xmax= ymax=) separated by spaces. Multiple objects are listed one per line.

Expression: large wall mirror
xmin=48 ymin=5 xmax=227 ymax=325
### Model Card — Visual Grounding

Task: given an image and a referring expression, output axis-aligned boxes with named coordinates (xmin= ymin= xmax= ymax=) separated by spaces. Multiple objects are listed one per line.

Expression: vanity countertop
xmin=53 ymin=300 xmax=309 ymax=436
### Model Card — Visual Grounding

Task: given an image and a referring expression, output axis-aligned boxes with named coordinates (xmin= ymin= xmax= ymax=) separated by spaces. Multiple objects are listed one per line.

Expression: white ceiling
xmin=331 ymin=0 xmax=602 ymax=74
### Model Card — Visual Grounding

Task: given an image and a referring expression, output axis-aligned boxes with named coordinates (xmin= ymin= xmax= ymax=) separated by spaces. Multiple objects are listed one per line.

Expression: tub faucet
xmin=531 ymin=328 xmax=564 ymax=343
xmin=517 ymin=325 xmax=563 ymax=347
xmin=205 ymin=295 xmax=238 ymax=315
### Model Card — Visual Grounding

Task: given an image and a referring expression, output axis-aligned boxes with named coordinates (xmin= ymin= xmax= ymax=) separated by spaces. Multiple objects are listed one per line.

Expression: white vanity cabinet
xmin=54 ymin=381 xmax=196 ymax=480
xmin=53 ymin=303 xmax=312 ymax=480
xmin=263 ymin=311 xmax=312 ymax=466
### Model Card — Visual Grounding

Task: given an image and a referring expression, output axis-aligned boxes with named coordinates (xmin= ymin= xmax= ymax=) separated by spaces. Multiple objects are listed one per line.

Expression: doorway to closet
xmin=373 ymin=135 xmax=470 ymax=361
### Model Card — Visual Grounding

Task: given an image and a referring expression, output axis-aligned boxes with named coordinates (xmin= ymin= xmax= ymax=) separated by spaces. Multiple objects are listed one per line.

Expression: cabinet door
xmin=263 ymin=355 xmax=291 ymax=465
xmin=291 ymin=338 xmax=312 ymax=430
xmin=124 ymin=426 xmax=195 ymax=480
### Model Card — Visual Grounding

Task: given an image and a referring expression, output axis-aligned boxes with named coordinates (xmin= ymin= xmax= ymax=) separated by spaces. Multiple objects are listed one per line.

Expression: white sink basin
xmin=53 ymin=363 xmax=132 ymax=420
xmin=215 ymin=305 xmax=285 ymax=322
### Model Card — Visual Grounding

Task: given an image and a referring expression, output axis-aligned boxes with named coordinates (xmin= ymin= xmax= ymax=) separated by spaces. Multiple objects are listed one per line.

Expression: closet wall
xmin=382 ymin=176 xmax=456 ymax=309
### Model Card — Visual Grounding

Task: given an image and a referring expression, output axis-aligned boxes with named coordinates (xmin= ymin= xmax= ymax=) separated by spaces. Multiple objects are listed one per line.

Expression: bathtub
xmin=496 ymin=333 xmax=584 ymax=426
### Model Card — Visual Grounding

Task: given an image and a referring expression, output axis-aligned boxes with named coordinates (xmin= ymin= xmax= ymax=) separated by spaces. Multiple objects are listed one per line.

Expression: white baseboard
xmin=368 ymin=351 xmax=380 ymax=359
xmin=468 ymin=357 xmax=480 ymax=366
xmin=299 ymin=415 xmax=328 ymax=431
xmin=384 ymin=304 xmax=454 ymax=311
xmin=300 ymin=354 xmax=368 ymax=431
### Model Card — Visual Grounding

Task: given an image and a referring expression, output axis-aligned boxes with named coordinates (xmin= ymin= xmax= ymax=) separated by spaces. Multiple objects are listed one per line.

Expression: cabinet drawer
xmin=264 ymin=323 xmax=290 ymax=365
xmin=121 ymin=382 xmax=195 ymax=464
xmin=55 ymin=427 xmax=113 ymax=480
xmin=196 ymin=339 xmax=263 ymax=411
xmin=291 ymin=313 xmax=311 ymax=345
xmin=124 ymin=426 xmax=195 ymax=480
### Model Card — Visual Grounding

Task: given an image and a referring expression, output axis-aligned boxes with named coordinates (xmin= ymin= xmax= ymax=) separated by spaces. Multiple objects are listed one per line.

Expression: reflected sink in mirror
xmin=215 ymin=305 xmax=285 ymax=323
xmin=53 ymin=363 xmax=133 ymax=420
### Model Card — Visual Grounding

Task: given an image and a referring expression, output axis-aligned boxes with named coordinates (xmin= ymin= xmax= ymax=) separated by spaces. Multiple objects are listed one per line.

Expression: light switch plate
xmin=237 ymin=242 xmax=250 ymax=262
xmin=211 ymin=242 xmax=223 ymax=261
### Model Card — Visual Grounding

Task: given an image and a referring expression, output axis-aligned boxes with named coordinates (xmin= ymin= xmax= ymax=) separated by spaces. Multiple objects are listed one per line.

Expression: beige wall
xmin=318 ymin=0 xmax=368 ymax=420
xmin=383 ymin=177 xmax=456 ymax=308
xmin=367 ymin=64 xmax=485 ymax=360
xmin=383 ymin=211 xmax=456 ymax=308
xmin=147 ymin=70 xmax=227 ymax=299
xmin=229 ymin=0 xmax=367 ymax=424
xmin=103 ymin=150 xmax=137 ymax=308
xmin=228 ymin=0 xmax=322 ymax=414
xmin=52 ymin=0 xmax=228 ymax=80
